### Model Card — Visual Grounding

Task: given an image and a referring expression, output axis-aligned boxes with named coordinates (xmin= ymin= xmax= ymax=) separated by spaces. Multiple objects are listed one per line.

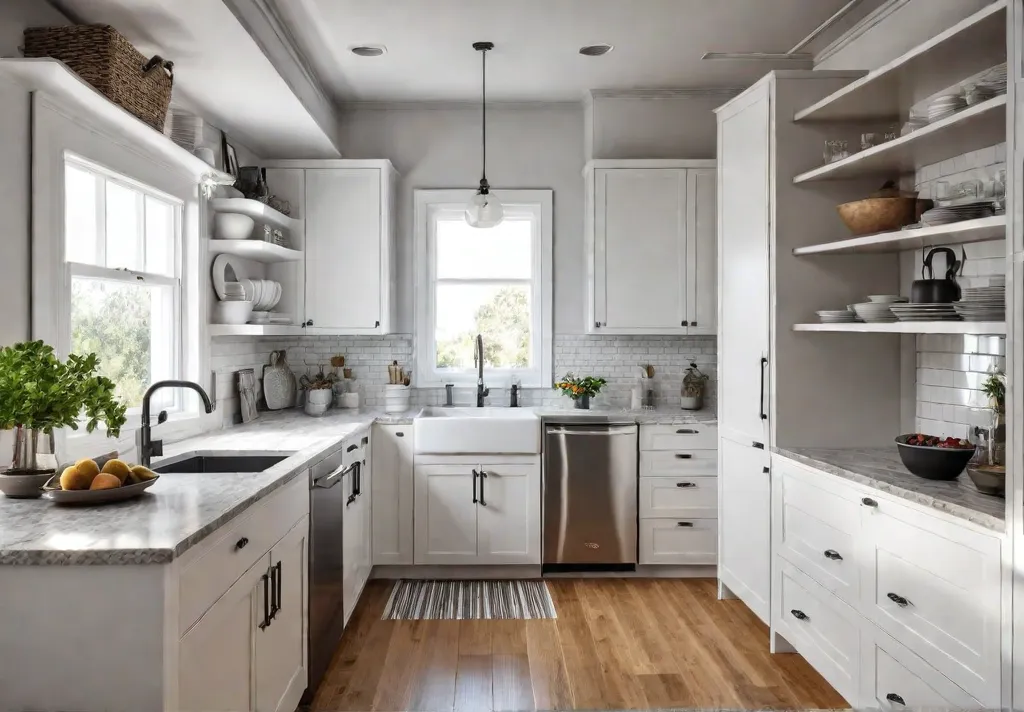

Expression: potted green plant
xmin=554 ymin=373 xmax=607 ymax=410
xmin=982 ymin=371 xmax=1005 ymax=420
xmin=681 ymin=361 xmax=709 ymax=411
xmin=0 ymin=341 xmax=126 ymax=496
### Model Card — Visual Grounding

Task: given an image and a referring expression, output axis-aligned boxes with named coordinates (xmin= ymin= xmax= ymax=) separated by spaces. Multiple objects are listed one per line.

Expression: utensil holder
xmin=384 ymin=384 xmax=411 ymax=413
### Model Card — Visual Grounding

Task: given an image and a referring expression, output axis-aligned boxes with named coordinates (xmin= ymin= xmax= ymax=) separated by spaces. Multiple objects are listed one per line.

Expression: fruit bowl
xmin=41 ymin=457 xmax=160 ymax=505
xmin=895 ymin=434 xmax=975 ymax=481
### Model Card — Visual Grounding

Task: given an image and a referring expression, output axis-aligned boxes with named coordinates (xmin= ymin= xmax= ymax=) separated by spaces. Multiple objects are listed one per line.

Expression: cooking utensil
xmin=911 ymin=247 xmax=962 ymax=304
xmin=895 ymin=435 xmax=975 ymax=481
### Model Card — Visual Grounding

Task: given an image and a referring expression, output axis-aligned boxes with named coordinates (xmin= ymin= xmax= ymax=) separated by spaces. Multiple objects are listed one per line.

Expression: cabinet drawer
xmin=775 ymin=561 xmax=858 ymax=705
xmin=862 ymin=500 xmax=1000 ymax=705
xmin=342 ymin=433 xmax=367 ymax=468
xmin=778 ymin=470 xmax=859 ymax=606
xmin=863 ymin=631 xmax=982 ymax=710
xmin=640 ymin=424 xmax=717 ymax=451
xmin=639 ymin=518 xmax=717 ymax=565
xmin=641 ymin=450 xmax=717 ymax=477
xmin=179 ymin=476 xmax=308 ymax=635
xmin=639 ymin=476 xmax=716 ymax=518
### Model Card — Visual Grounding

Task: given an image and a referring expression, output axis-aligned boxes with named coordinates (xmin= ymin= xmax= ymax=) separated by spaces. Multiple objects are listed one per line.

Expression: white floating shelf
xmin=210 ymin=198 xmax=301 ymax=231
xmin=209 ymin=324 xmax=305 ymax=337
xmin=793 ymin=96 xmax=1006 ymax=183
xmin=794 ymin=1 xmax=1007 ymax=122
xmin=208 ymin=239 xmax=303 ymax=263
xmin=794 ymin=322 xmax=1005 ymax=335
xmin=793 ymin=216 xmax=1006 ymax=256
xmin=0 ymin=58 xmax=232 ymax=183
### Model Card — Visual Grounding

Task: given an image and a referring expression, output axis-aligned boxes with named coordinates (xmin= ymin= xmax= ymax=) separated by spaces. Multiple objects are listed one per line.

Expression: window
xmin=64 ymin=156 xmax=183 ymax=413
xmin=415 ymin=190 xmax=553 ymax=387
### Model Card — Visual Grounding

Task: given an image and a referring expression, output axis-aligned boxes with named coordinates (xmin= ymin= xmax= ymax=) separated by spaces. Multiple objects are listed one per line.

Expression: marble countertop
xmin=774 ymin=446 xmax=1005 ymax=533
xmin=0 ymin=405 xmax=716 ymax=566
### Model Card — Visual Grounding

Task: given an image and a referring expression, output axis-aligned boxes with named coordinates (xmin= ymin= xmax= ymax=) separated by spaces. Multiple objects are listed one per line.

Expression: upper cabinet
xmin=263 ymin=160 xmax=399 ymax=336
xmin=585 ymin=160 xmax=716 ymax=335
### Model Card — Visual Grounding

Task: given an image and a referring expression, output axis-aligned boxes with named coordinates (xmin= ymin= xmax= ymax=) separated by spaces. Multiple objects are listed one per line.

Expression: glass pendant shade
xmin=466 ymin=188 xmax=504 ymax=228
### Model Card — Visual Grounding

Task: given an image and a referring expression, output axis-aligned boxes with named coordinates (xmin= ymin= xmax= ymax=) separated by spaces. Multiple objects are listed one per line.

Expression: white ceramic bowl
xmin=214 ymin=300 xmax=254 ymax=324
xmin=214 ymin=213 xmax=255 ymax=240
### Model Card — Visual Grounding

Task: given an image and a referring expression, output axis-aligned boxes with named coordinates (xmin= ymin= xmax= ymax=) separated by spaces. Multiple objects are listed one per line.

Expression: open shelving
xmin=207 ymin=239 xmax=303 ymax=263
xmin=209 ymin=198 xmax=301 ymax=231
xmin=793 ymin=321 xmax=1005 ymax=335
xmin=793 ymin=95 xmax=1006 ymax=183
xmin=793 ymin=216 xmax=1006 ymax=256
xmin=208 ymin=324 xmax=304 ymax=337
xmin=794 ymin=1 xmax=1007 ymax=122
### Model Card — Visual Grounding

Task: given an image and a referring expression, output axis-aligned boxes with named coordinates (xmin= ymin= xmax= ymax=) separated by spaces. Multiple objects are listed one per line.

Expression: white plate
xmin=211 ymin=254 xmax=245 ymax=301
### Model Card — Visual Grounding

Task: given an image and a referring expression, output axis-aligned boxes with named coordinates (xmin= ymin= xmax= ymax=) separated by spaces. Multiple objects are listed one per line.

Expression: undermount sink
xmin=154 ymin=453 xmax=292 ymax=474
xmin=414 ymin=407 xmax=540 ymax=454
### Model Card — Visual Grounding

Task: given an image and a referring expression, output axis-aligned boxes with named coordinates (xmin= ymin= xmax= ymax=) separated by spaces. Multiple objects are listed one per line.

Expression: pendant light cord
xmin=481 ymin=46 xmax=487 ymax=186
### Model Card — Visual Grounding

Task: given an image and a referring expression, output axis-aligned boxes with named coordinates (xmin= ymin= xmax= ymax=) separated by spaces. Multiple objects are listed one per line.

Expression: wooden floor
xmin=312 ymin=578 xmax=848 ymax=712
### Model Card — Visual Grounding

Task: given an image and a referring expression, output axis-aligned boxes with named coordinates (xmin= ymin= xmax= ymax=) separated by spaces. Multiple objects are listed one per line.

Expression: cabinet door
xmin=256 ymin=519 xmax=308 ymax=712
xmin=718 ymin=85 xmax=771 ymax=444
xmin=686 ymin=168 xmax=717 ymax=334
xmin=372 ymin=426 xmax=414 ymax=565
xmin=415 ymin=465 xmax=479 ymax=564
xmin=718 ymin=436 xmax=771 ymax=624
xmin=178 ymin=554 xmax=268 ymax=712
xmin=477 ymin=464 xmax=541 ymax=565
xmin=342 ymin=468 xmax=360 ymax=624
xmin=594 ymin=168 xmax=687 ymax=333
xmin=304 ymin=168 xmax=382 ymax=331
xmin=357 ymin=449 xmax=373 ymax=595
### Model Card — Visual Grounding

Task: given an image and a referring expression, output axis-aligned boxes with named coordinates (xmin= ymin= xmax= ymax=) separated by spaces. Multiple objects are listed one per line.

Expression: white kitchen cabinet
xmin=341 ymin=448 xmax=371 ymax=626
xmin=372 ymin=425 xmax=414 ymax=565
xmin=414 ymin=459 xmax=541 ymax=565
xmin=584 ymin=160 xmax=716 ymax=335
xmin=639 ymin=518 xmax=718 ymax=565
xmin=718 ymin=435 xmax=771 ymax=624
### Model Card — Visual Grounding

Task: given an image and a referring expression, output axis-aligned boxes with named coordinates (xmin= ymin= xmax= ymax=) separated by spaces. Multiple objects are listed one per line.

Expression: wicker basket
xmin=836 ymin=196 xmax=918 ymax=236
xmin=23 ymin=25 xmax=173 ymax=130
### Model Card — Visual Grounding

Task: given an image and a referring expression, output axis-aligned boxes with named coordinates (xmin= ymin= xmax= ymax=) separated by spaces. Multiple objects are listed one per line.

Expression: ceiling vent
xmin=579 ymin=44 xmax=614 ymax=57
xmin=350 ymin=45 xmax=386 ymax=57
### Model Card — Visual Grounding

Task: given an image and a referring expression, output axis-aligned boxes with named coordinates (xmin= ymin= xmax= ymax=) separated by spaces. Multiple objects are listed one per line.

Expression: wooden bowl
xmin=837 ymin=197 xmax=918 ymax=236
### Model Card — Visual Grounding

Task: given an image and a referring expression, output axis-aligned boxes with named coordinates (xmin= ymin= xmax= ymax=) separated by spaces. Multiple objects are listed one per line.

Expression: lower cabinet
xmin=639 ymin=518 xmax=718 ymax=565
xmin=371 ymin=425 xmax=414 ymax=565
xmin=342 ymin=452 xmax=371 ymax=626
xmin=414 ymin=459 xmax=540 ymax=565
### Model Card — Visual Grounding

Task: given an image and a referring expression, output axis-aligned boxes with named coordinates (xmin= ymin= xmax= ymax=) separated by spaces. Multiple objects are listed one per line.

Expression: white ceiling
xmin=278 ymin=0 xmax=857 ymax=103
xmin=48 ymin=0 xmax=340 ymax=158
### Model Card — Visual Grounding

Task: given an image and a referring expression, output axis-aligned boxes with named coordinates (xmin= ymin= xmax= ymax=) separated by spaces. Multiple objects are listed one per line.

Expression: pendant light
xmin=466 ymin=41 xmax=503 ymax=228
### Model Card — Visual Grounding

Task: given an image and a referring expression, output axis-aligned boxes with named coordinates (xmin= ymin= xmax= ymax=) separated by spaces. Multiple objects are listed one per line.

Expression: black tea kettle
xmin=911 ymin=247 xmax=964 ymax=304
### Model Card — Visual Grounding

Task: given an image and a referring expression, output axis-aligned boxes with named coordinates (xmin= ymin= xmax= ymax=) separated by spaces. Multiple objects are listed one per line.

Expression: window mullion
xmin=96 ymin=175 xmax=107 ymax=267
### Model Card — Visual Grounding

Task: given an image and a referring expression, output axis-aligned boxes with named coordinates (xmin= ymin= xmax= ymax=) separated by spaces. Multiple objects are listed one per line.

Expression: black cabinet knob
xmin=824 ymin=549 xmax=842 ymax=560
xmin=396 ymin=431 xmax=405 ymax=437
xmin=676 ymin=482 xmax=696 ymax=488
xmin=235 ymin=537 xmax=249 ymax=550
xmin=886 ymin=693 xmax=905 ymax=706
xmin=790 ymin=609 xmax=808 ymax=621
xmin=862 ymin=497 xmax=878 ymax=507
xmin=887 ymin=592 xmax=910 ymax=607
xmin=375 ymin=320 xmax=380 ymax=328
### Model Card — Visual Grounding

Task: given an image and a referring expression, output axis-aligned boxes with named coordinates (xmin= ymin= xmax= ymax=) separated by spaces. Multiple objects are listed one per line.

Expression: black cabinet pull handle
xmin=790 ymin=609 xmax=808 ymax=621
xmin=886 ymin=693 xmax=905 ymax=706
xmin=676 ymin=482 xmax=696 ymax=488
xmin=691 ymin=321 xmax=697 ymax=327
xmin=824 ymin=549 xmax=843 ymax=560
xmin=752 ymin=441 xmax=765 ymax=450
xmin=595 ymin=321 xmax=601 ymax=329
xmin=675 ymin=453 xmax=693 ymax=459
xmin=375 ymin=320 xmax=380 ymax=328
xmin=762 ymin=466 xmax=770 ymax=474
xmin=361 ymin=436 xmax=369 ymax=446
xmin=353 ymin=462 xmax=361 ymax=497
xmin=479 ymin=470 xmax=487 ymax=506
xmin=272 ymin=561 xmax=282 ymax=619
xmin=759 ymin=356 xmax=768 ymax=421
xmin=396 ymin=431 xmax=405 ymax=437
xmin=675 ymin=428 xmax=698 ymax=434
xmin=472 ymin=469 xmax=478 ymax=504
xmin=887 ymin=592 xmax=910 ymax=607
xmin=346 ymin=444 xmax=358 ymax=452
xmin=862 ymin=497 xmax=878 ymax=507
xmin=677 ymin=521 xmax=694 ymax=527
xmin=259 ymin=573 xmax=271 ymax=630
xmin=235 ymin=537 xmax=249 ymax=550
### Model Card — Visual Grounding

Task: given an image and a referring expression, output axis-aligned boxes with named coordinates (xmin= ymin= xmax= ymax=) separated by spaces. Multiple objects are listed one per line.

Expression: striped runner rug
xmin=382 ymin=580 xmax=557 ymax=620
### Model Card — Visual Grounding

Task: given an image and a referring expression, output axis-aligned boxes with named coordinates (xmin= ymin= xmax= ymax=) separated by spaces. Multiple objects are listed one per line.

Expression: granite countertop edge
xmin=773 ymin=447 xmax=1005 ymax=533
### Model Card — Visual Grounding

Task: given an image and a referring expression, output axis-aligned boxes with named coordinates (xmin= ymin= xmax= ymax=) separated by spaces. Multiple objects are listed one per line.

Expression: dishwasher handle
xmin=545 ymin=426 xmax=636 ymax=436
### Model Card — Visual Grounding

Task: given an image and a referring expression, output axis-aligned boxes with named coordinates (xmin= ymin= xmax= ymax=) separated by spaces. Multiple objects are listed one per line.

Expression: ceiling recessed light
xmin=579 ymin=43 xmax=613 ymax=57
xmin=350 ymin=45 xmax=386 ymax=57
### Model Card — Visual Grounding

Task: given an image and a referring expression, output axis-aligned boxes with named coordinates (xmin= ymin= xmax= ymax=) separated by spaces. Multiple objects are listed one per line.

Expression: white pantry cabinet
xmin=584 ymin=160 xmax=716 ymax=335
xmin=342 ymin=434 xmax=372 ymax=625
xmin=414 ymin=458 xmax=541 ymax=565
xmin=263 ymin=160 xmax=398 ymax=335
xmin=372 ymin=425 xmax=414 ymax=565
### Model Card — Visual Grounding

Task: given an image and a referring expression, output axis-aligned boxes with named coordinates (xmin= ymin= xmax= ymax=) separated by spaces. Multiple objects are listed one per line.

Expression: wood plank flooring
xmin=312 ymin=578 xmax=849 ymax=711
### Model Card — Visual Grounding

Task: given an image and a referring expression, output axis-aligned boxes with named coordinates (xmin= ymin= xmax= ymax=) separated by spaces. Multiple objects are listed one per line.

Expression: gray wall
xmin=587 ymin=93 xmax=730 ymax=160
xmin=337 ymin=103 xmax=587 ymax=334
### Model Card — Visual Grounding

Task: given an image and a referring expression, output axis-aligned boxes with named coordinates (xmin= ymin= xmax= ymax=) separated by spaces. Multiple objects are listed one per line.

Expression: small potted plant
xmin=0 ymin=341 xmax=126 ymax=497
xmin=300 ymin=365 xmax=337 ymax=417
xmin=681 ymin=361 xmax=709 ymax=411
xmin=554 ymin=373 xmax=607 ymax=410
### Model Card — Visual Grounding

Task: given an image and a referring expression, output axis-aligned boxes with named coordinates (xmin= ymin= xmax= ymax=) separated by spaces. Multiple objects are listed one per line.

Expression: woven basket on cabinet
xmin=23 ymin=25 xmax=174 ymax=130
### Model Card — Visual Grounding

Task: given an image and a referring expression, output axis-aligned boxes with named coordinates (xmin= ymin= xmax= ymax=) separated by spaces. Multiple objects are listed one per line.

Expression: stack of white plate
xmin=269 ymin=313 xmax=292 ymax=325
xmin=852 ymin=302 xmax=897 ymax=323
xmin=920 ymin=201 xmax=995 ymax=226
xmin=166 ymin=110 xmax=204 ymax=152
xmin=240 ymin=279 xmax=282 ymax=311
xmin=927 ymin=94 xmax=967 ymax=123
xmin=979 ymin=63 xmax=1008 ymax=94
xmin=816 ymin=310 xmax=858 ymax=324
xmin=866 ymin=294 xmax=908 ymax=304
xmin=955 ymin=285 xmax=1005 ymax=321
xmin=221 ymin=282 xmax=247 ymax=301
xmin=889 ymin=303 xmax=960 ymax=321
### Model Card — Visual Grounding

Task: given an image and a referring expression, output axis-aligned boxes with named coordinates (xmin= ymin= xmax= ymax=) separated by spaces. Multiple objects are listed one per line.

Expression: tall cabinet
xmin=585 ymin=160 xmax=716 ymax=335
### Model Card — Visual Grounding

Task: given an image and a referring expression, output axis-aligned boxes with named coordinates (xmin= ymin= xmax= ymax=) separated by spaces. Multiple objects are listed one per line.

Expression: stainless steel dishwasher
xmin=543 ymin=418 xmax=638 ymax=572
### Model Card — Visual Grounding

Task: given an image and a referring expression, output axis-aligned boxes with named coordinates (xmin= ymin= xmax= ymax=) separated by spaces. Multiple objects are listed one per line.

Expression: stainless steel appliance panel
xmin=543 ymin=423 xmax=638 ymax=565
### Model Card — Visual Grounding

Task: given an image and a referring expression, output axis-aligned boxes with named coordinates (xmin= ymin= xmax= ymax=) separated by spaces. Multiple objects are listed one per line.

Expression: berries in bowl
xmin=895 ymin=434 xmax=976 ymax=481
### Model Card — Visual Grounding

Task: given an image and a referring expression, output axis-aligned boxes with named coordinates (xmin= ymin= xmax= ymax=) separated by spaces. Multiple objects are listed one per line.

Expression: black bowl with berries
xmin=895 ymin=434 xmax=976 ymax=481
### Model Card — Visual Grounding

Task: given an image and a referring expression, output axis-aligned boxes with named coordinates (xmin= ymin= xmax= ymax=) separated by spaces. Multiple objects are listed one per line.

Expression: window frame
xmin=414 ymin=189 xmax=553 ymax=388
